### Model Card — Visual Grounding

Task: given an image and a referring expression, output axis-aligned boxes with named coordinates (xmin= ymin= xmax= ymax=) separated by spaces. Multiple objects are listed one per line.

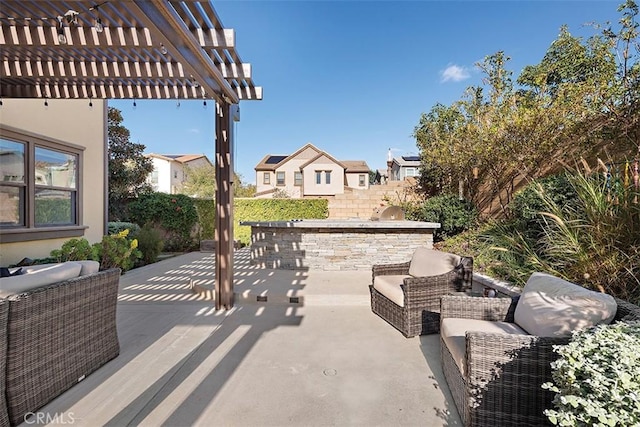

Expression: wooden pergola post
xmin=215 ymin=101 xmax=234 ymax=309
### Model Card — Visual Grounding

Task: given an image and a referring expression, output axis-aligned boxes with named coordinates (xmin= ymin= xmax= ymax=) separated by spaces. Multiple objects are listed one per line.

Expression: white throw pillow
xmin=514 ymin=272 xmax=617 ymax=337
xmin=0 ymin=262 xmax=82 ymax=297
xmin=75 ymin=260 xmax=100 ymax=275
xmin=408 ymin=247 xmax=461 ymax=278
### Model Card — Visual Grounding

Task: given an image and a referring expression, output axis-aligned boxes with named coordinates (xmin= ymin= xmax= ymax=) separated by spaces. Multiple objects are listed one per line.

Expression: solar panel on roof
xmin=265 ymin=155 xmax=288 ymax=164
xmin=402 ymin=156 xmax=420 ymax=161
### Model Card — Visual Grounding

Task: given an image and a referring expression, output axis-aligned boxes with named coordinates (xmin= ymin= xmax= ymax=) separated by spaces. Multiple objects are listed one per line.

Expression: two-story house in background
xmin=254 ymin=143 xmax=370 ymax=198
xmin=146 ymin=153 xmax=213 ymax=194
xmin=390 ymin=155 xmax=421 ymax=181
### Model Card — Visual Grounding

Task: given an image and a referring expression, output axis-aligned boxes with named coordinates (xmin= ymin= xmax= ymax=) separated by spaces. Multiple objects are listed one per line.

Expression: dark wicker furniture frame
xmin=370 ymin=256 xmax=473 ymax=337
xmin=2 ymin=268 xmax=121 ymax=426
xmin=440 ymin=294 xmax=640 ymax=427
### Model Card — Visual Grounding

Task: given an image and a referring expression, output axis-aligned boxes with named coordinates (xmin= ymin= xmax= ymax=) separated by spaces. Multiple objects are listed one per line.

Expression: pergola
xmin=0 ymin=0 xmax=262 ymax=309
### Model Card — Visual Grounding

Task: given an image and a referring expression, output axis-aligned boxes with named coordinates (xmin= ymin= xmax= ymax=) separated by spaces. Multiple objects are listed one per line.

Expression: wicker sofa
xmin=440 ymin=273 xmax=640 ymax=427
xmin=370 ymin=248 xmax=473 ymax=337
xmin=0 ymin=263 xmax=121 ymax=426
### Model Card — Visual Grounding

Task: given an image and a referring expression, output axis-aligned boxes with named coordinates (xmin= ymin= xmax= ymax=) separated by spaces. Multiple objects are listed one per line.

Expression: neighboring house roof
xmin=255 ymin=143 xmax=323 ymax=171
xmin=393 ymin=155 xmax=421 ymax=167
xmin=300 ymin=151 xmax=345 ymax=170
xmin=256 ymin=143 xmax=368 ymax=173
xmin=255 ymin=154 xmax=288 ymax=171
xmin=146 ymin=153 xmax=213 ymax=167
xmin=342 ymin=160 xmax=370 ymax=173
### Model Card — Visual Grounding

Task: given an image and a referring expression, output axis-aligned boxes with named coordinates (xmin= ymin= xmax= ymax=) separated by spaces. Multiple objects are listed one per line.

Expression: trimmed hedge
xmin=193 ymin=198 xmax=329 ymax=245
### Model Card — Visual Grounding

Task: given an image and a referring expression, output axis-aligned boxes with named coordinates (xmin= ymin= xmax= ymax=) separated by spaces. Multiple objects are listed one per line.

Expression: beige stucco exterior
xmin=345 ymin=172 xmax=369 ymax=189
xmin=301 ymin=154 xmax=345 ymax=196
xmin=0 ymin=99 xmax=107 ymax=266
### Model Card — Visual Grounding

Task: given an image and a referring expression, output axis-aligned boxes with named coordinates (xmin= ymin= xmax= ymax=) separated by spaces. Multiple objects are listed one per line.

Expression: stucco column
xmin=215 ymin=101 xmax=234 ymax=309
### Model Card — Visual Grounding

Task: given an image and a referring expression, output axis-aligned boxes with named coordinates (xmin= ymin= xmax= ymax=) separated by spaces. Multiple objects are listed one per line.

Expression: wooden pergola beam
xmin=0 ymin=0 xmax=263 ymax=309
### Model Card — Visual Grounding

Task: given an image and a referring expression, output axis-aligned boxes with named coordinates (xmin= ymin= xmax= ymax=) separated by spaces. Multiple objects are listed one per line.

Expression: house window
xmin=0 ymin=131 xmax=82 ymax=239
xmin=276 ymin=171 xmax=285 ymax=186
xmin=315 ymin=171 xmax=322 ymax=185
xmin=173 ymin=171 xmax=178 ymax=179
xmin=405 ymin=167 xmax=418 ymax=177
xmin=325 ymin=171 xmax=331 ymax=184
xmin=294 ymin=171 xmax=303 ymax=186
xmin=263 ymin=172 xmax=270 ymax=185
xmin=359 ymin=174 xmax=366 ymax=186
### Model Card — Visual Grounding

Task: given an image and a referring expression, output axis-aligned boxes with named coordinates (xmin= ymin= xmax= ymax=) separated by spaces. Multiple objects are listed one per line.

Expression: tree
xmin=414 ymin=2 xmax=640 ymax=217
xmin=182 ymin=164 xmax=216 ymax=198
xmin=181 ymin=166 xmax=256 ymax=198
xmin=234 ymin=173 xmax=257 ymax=197
xmin=108 ymin=107 xmax=153 ymax=221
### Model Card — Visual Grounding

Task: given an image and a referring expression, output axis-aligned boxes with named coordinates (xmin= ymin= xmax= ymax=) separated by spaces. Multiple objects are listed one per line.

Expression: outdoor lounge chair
xmin=440 ymin=273 xmax=640 ymax=426
xmin=370 ymin=247 xmax=472 ymax=337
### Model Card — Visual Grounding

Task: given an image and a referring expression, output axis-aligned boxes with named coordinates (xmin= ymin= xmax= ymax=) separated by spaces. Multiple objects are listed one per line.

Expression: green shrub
xmin=50 ymin=238 xmax=97 ymax=262
xmin=234 ymin=198 xmax=328 ymax=245
xmin=543 ymin=321 xmax=640 ymax=427
xmin=128 ymin=193 xmax=198 ymax=251
xmin=136 ymin=224 xmax=164 ymax=265
xmin=108 ymin=222 xmax=141 ymax=239
xmin=415 ymin=194 xmax=478 ymax=242
xmin=193 ymin=198 xmax=215 ymax=240
xmin=92 ymin=229 xmax=142 ymax=272
xmin=508 ymin=174 xmax=576 ymax=240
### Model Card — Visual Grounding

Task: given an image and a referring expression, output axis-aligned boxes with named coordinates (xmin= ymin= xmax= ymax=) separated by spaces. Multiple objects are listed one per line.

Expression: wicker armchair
xmin=440 ymin=294 xmax=640 ymax=427
xmin=4 ymin=268 xmax=121 ymax=426
xmin=370 ymin=248 xmax=472 ymax=337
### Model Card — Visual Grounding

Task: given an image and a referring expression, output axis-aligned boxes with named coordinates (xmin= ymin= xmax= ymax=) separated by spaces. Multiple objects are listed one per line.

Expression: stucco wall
xmin=0 ymin=99 xmax=106 ymax=266
xmin=345 ymin=172 xmax=369 ymax=189
xmin=302 ymin=156 xmax=344 ymax=196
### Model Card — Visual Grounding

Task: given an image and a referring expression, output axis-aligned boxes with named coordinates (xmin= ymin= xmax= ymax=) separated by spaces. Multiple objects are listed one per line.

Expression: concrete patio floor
xmin=32 ymin=249 xmax=461 ymax=426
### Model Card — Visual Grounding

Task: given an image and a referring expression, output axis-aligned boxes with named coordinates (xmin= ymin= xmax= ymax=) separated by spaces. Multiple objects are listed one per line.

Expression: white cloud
xmin=188 ymin=128 xmax=200 ymax=134
xmin=440 ymin=64 xmax=470 ymax=83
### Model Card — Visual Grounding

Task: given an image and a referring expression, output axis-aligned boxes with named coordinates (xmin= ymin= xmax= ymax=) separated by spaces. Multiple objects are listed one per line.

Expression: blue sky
xmin=109 ymin=1 xmax=622 ymax=185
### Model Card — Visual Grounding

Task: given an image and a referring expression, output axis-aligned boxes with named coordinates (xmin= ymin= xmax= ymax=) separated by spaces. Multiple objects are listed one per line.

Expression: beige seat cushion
xmin=408 ymin=247 xmax=461 ymax=278
xmin=373 ymin=275 xmax=410 ymax=307
xmin=0 ymin=262 xmax=82 ymax=297
xmin=441 ymin=318 xmax=528 ymax=375
xmin=514 ymin=272 xmax=617 ymax=337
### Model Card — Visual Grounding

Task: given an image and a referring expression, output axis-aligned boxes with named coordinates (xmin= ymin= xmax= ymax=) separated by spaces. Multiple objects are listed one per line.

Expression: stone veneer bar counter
xmin=241 ymin=220 xmax=441 ymax=271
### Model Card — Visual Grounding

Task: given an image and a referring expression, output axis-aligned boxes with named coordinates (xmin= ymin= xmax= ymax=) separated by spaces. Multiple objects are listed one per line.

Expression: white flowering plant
xmin=542 ymin=321 xmax=640 ymax=427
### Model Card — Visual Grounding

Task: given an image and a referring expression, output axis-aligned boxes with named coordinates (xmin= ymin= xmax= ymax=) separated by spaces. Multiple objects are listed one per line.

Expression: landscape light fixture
xmin=64 ymin=10 xmax=79 ymax=26
xmin=160 ymin=44 xmax=168 ymax=55
xmin=94 ymin=17 xmax=103 ymax=33
xmin=57 ymin=16 xmax=67 ymax=44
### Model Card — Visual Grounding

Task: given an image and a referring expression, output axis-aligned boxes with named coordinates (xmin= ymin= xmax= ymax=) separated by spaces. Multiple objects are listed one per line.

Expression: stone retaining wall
xmin=249 ymin=226 xmax=435 ymax=271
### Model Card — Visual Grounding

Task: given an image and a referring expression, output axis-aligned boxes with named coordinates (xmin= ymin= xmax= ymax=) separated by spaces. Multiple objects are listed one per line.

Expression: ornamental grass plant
xmin=482 ymin=164 xmax=640 ymax=304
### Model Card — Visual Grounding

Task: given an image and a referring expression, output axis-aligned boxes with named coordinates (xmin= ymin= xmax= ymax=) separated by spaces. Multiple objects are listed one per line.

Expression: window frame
xmin=325 ymin=170 xmax=331 ymax=185
xmin=315 ymin=171 xmax=322 ymax=185
xmin=359 ymin=174 xmax=366 ymax=186
xmin=263 ymin=172 xmax=270 ymax=185
xmin=0 ymin=127 xmax=85 ymax=243
xmin=276 ymin=171 xmax=285 ymax=186
xmin=294 ymin=171 xmax=303 ymax=186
